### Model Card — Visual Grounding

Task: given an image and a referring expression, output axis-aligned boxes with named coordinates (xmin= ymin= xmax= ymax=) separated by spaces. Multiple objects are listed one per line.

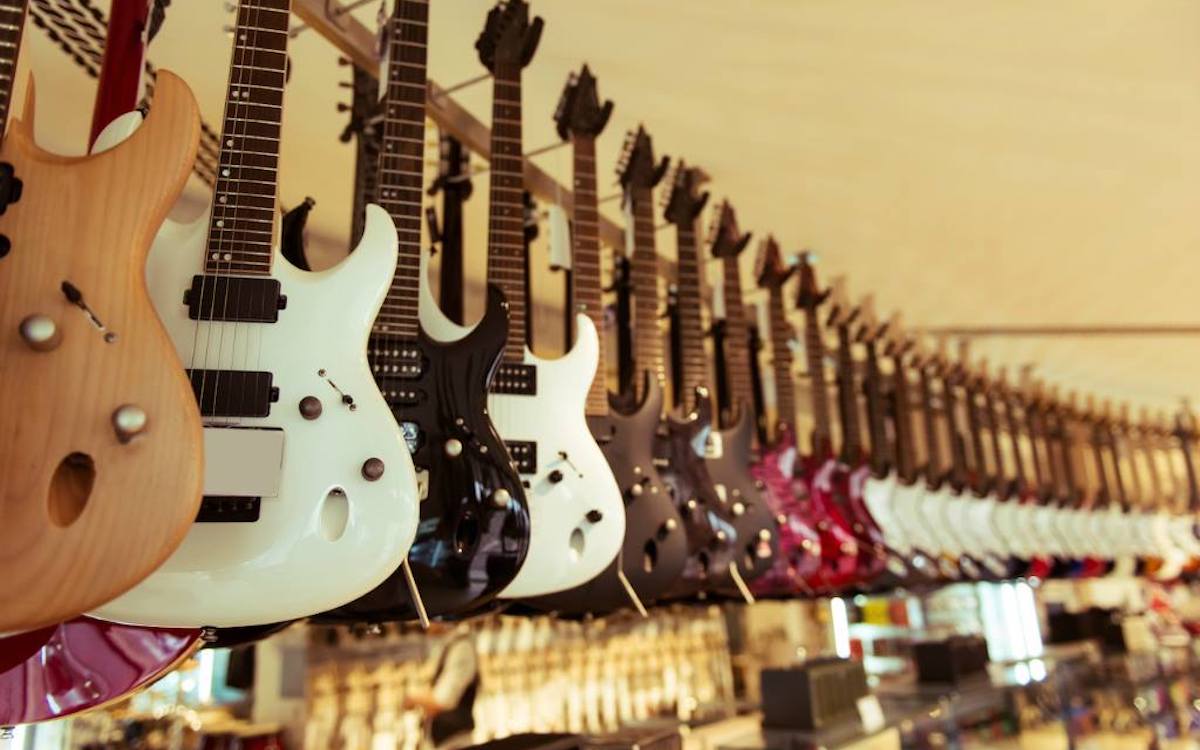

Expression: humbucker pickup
xmin=378 ymin=380 xmax=426 ymax=407
xmin=184 ymin=275 xmax=286 ymax=323
xmin=491 ymin=363 xmax=537 ymax=396
xmin=197 ymin=496 xmax=261 ymax=523
xmin=188 ymin=369 xmax=278 ymax=418
xmin=507 ymin=440 xmax=537 ymax=474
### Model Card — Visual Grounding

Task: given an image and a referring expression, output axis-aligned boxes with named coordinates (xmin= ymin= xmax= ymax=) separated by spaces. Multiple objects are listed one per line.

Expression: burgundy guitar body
xmin=750 ymin=425 xmax=822 ymax=596
xmin=0 ymin=619 xmax=201 ymax=725
xmin=798 ymin=453 xmax=863 ymax=593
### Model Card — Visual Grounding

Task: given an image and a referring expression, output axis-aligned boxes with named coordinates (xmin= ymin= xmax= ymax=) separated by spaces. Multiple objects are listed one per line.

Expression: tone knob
xmin=19 ymin=314 xmax=60 ymax=351
xmin=632 ymin=465 xmax=643 ymax=476
xmin=445 ymin=438 xmax=463 ymax=457
xmin=732 ymin=502 xmax=746 ymax=516
xmin=686 ymin=498 xmax=699 ymax=511
xmin=664 ymin=518 xmax=678 ymax=533
xmin=586 ymin=509 xmax=603 ymax=523
xmin=630 ymin=483 xmax=644 ymax=497
xmin=361 ymin=458 xmax=385 ymax=481
xmin=490 ymin=488 xmax=511 ymax=508
xmin=758 ymin=529 xmax=773 ymax=542
xmin=548 ymin=469 xmax=564 ymax=483
xmin=715 ymin=530 xmax=728 ymax=542
xmin=112 ymin=404 xmax=148 ymax=444
xmin=776 ymin=514 xmax=788 ymax=525
xmin=299 ymin=396 xmax=322 ymax=420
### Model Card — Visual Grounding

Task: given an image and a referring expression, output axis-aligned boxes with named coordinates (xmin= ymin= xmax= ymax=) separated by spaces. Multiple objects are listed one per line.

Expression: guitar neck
xmin=889 ymin=355 xmax=917 ymax=482
xmin=206 ymin=0 xmax=292 ymax=276
xmin=802 ymin=308 xmax=833 ymax=453
xmin=766 ymin=290 xmax=795 ymax=438
xmin=0 ymin=0 xmax=28 ymax=135
xmin=862 ymin=342 xmax=889 ymax=475
xmin=375 ymin=0 xmax=430 ymax=339
xmin=917 ymin=366 xmax=944 ymax=484
xmin=833 ymin=326 xmax=862 ymax=459
xmin=628 ymin=186 xmax=664 ymax=400
xmin=570 ymin=133 xmax=607 ymax=416
xmin=485 ymin=62 xmax=528 ymax=362
xmin=719 ymin=256 xmax=754 ymax=426
xmin=674 ymin=224 xmax=710 ymax=410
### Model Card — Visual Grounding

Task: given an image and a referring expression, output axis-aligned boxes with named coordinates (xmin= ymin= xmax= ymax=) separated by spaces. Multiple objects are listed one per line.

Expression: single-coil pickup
xmin=506 ymin=440 xmax=537 ymax=474
xmin=490 ymin=363 xmax=537 ymax=396
xmin=184 ymin=275 xmax=286 ymax=323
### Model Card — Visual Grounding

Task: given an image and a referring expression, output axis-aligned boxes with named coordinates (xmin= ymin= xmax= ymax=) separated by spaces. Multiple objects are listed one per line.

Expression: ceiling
xmin=15 ymin=0 xmax=1200 ymax=410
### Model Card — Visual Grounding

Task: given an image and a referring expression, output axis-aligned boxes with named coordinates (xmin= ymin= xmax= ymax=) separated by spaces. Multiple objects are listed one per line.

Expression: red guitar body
xmin=750 ymin=425 xmax=822 ymax=596
xmin=842 ymin=457 xmax=891 ymax=586
xmin=798 ymin=453 xmax=863 ymax=593
xmin=0 ymin=618 xmax=201 ymax=725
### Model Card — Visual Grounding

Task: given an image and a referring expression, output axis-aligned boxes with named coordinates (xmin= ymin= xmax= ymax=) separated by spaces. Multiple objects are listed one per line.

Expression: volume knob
xmin=19 ymin=314 xmax=60 ymax=351
xmin=444 ymin=438 xmax=463 ymax=458
xmin=112 ymin=404 xmax=148 ymax=444
xmin=361 ymin=458 xmax=385 ymax=481
xmin=490 ymin=488 xmax=511 ymax=509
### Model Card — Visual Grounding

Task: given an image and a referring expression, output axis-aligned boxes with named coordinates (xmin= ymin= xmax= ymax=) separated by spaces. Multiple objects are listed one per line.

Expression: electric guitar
xmin=703 ymin=199 xmax=781 ymax=592
xmin=613 ymin=131 xmax=724 ymax=601
xmin=983 ymin=369 xmax=1036 ymax=578
xmin=663 ymin=169 xmax=773 ymax=599
xmin=95 ymin=0 xmax=420 ymax=628
xmin=426 ymin=0 xmax=623 ymax=600
xmin=957 ymin=361 xmax=1015 ymax=579
xmin=524 ymin=66 xmax=687 ymax=615
xmin=315 ymin=0 xmax=530 ymax=624
xmin=793 ymin=254 xmax=862 ymax=593
xmin=0 ymin=0 xmax=205 ymax=632
xmin=1170 ymin=411 xmax=1200 ymax=568
xmin=748 ymin=237 xmax=822 ymax=597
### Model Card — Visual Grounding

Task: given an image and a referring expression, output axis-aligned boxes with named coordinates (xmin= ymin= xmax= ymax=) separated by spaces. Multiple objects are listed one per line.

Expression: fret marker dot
xmin=222 ymin=169 xmax=230 ymax=177
xmin=210 ymin=252 xmax=219 ymax=260
xmin=219 ymin=196 xmax=228 ymax=204
xmin=216 ymin=220 xmax=225 ymax=228
xmin=223 ymin=253 xmax=232 ymax=261
xmin=226 ymin=139 xmax=233 ymax=146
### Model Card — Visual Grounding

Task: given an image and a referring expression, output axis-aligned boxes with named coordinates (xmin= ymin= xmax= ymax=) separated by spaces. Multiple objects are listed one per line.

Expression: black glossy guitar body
xmin=525 ymin=373 xmax=688 ymax=614
xmin=658 ymin=387 xmax=741 ymax=599
xmin=704 ymin=406 xmax=780 ymax=594
xmin=313 ymin=286 xmax=531 ymax=624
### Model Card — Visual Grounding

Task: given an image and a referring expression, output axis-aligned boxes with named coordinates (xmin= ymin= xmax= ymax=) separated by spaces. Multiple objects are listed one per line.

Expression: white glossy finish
xmin=94 ymin=204 xmax=419 ymax=627
xmin=419 ymin=254 xmax=625 ymax=599
xmin=863 ymin=474 xmax=911 ymax=555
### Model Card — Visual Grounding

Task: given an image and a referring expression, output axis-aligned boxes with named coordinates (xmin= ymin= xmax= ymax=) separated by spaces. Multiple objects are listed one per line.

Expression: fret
xmin=0 ymin=0 xmax=26 ymax=133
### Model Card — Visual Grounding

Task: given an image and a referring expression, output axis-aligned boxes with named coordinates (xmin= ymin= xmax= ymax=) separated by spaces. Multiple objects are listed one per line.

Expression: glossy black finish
xmin=704 ymin=405 xmax=780 ymax=593
xmin=526 ymin=374 xmax=688 ymax=614
xmin=658 ymin=387 xmax=740 ymax=599
xmin=314 ymin=286 xmax=531 ymax=624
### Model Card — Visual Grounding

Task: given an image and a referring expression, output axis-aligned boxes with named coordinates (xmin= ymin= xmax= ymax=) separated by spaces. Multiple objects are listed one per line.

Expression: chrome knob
xmin=630 ymin=483 xmax=644 ymax=497
xmin=445 ymin=438 xmax=463 ymax=458
xmin=715 ymin=530 xmax=728 ymax=542
xmin=664 ymin=518 xmax=678 ymax=533
xmin=776 ymin=514 xmax=788 ymax=525
xmin=112 ymin=404 xmax=148 ymax=444
xmin=686 ymin=498 xmax=699 ymax=511
xmin=490 ymin=488 xmax=511 ymax=508
xmin=758 ymin=529 xmax=773 ymax=542
xmin=732 ymin=502 xmax=746 ymax=517
xmin=19 ymin=314 xmax=60 ymax=351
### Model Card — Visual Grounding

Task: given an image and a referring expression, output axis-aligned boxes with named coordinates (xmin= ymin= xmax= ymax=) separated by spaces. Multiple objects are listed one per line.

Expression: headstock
xmin=554 ymin=64 xmax=613 ymax=141
xmin=794 ymin=252 xmax=828 ymax=311
xmin=707 ymin=200 xmax=752 ymax=259
xmin=662 ymin=160 xmax=709 ymax=227
xmin=616 ymin=126 xmax=669 ymax=193
xmin=475 ymin=0 xmax=544 ymax=73
xmin=883 ymin=312 xmax=912 ymax=357
xmin=825 ymin=276 xmax=858 ymax=329
xmin=856 ymin=295 xmax=887 ymax=343
xmin=754 ymin=236 xmax=795 ymax=289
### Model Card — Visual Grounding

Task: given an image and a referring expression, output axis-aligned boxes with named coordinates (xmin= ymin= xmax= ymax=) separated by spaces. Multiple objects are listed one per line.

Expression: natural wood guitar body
xmin=0 ymin=71 xmax=203 ymax=632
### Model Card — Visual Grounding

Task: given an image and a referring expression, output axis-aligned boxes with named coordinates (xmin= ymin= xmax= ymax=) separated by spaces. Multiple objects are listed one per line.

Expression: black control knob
xmin=299 ymin=396 xmax=322 ymax=420
xmin=586 ymin=509 xmax=603 ymax=524
xmin=361 ymin=458 xmax=385 ymax=481
xmin=548 ymin=469 xmax=564 ymax=484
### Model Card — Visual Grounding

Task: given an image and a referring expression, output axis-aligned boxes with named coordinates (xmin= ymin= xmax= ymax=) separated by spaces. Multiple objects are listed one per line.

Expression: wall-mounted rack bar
xmin=292 ymin=0 xmax=626 ymax=252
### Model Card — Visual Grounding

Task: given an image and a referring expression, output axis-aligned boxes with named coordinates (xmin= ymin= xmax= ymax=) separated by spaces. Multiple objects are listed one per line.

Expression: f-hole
xmin=49 ymin=452 xmax=95 ymax=527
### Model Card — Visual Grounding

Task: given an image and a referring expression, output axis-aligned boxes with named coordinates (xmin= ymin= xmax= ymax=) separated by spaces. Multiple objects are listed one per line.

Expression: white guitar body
xmin=95 ymin=202 xmax=419 ymax=627
xmin=1102 ymin=506 xmax=1137 ymax=577
xmin=1149 ymin=511 xmax=1186 ymax=581
xmin=862 ymin=473 xmax=911 ymax=555
xmin=890 ymin=482 xmax=938 ymax=556
xmin=418 ymin=258 xmax=624 ymax=599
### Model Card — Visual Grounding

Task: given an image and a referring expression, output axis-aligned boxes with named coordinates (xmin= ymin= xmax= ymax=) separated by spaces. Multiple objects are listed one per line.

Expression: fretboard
xmin=1178 ymin=427 xmax=1200 ymax=511
xmin=862 ymin=342 xmax=889 ymax=476
xmin=205 ymin=0 xmax=291 ymax=276
xmin=570 ymin=133 xmax=607 ymax=416
xmin=890 ymin=356 xmax=917 ymax=483
xmin=765 ymin=289 xmax=795 ymax=440
xmin=719 ymin=255 xmax=753 ymax=428
xmin=0 ymin=0 xmax=28 ymax=133
xmin=375 ymin=0 xmax=430 ymax=339
xmin=673 ymin=225 xmax=710 ymax=412
xmin=484 ymin=63 xmax=528 ymax=362
xmin=802 ymin=308 xmax=833 ymax=454
xmin=627 ymin=187 xmax=664 ymax=401
xmin=917 ymin=366 xmax=943 ymax=484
